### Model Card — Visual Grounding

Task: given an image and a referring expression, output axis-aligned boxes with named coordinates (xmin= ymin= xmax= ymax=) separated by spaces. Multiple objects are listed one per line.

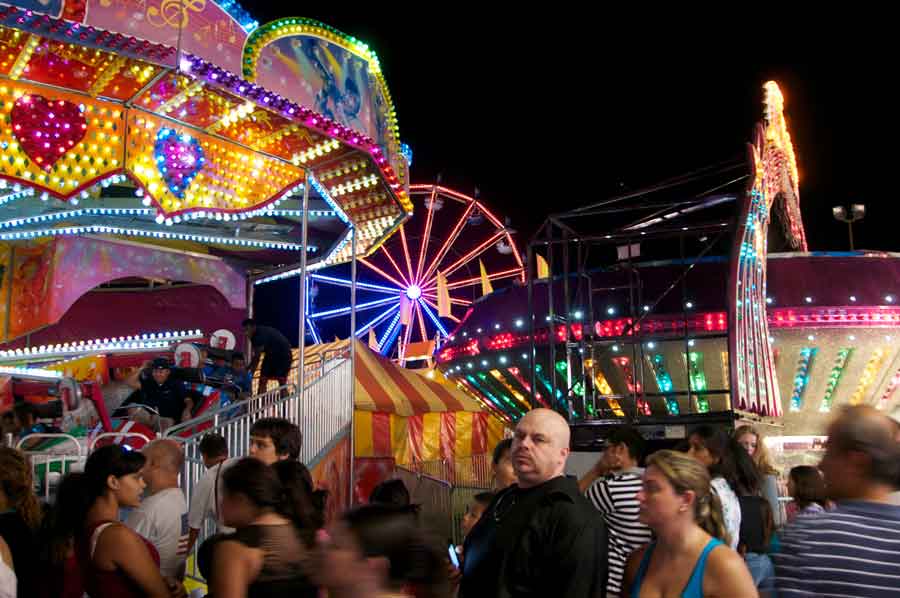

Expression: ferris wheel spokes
xmin=358 ymin=257 xmax=408 ymax=290
xmin=429 ymin=230 xmax=507 ymax=283
xmin=380 ymin=244 xmax=410 ymax=288
xmin=311 ymin=296 xmax=398 ymax=320
xmin=398 ymin=225 xmax=415 ymax=283
xmin=309 ymin=185 xmax=523 ymax=361
xmin=355 ymin=303 xmax=400 ymax=339
xmin=415 ymin=185 xmax=439 ymax=283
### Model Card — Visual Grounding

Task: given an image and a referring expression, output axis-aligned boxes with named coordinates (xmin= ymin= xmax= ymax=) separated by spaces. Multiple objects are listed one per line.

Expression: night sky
xmin=246 ymin=7 xmax=893 ymax=253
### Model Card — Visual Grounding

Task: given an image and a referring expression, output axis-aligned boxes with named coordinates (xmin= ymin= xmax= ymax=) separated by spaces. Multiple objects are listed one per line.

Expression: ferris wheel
xmin=307 ymin=184 xmax=524 ymax=363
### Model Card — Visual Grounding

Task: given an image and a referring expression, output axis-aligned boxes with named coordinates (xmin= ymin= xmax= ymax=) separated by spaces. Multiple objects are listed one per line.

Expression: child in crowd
xmin=230 ymin=352 xmax=253 ymax=395
xmin=786 ymin=465 xmax=827 ymax=522
xmin=460 ymin=492 xmax=494 ymax=539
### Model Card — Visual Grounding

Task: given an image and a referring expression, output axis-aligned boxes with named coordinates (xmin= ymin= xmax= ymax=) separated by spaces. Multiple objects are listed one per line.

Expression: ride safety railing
xmin=390 ymin=456 xmax=495 ymax=544
xmin=404 ymin=454 xmax=494 ymax=487
xmin=170 ymin=353 xmax=353 ymax=586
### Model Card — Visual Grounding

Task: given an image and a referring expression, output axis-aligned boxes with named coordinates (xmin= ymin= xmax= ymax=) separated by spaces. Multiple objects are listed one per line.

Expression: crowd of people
xmin=1 ymin=404 xmax=899 ymax=597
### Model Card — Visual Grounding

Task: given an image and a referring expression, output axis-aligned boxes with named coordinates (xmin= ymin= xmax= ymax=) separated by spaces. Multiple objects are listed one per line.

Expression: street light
xmin=832 ymin=204 xmax=865 ymax=250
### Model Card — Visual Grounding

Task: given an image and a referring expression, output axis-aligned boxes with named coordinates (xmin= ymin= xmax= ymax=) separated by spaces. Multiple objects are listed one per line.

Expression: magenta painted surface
xmin=1 ymin=284 xmax=244 ymax=350
xmin=83 ymin=0 xmax=247 ymax=73
xmin=46 ymin=236 xmax=246 ymax=329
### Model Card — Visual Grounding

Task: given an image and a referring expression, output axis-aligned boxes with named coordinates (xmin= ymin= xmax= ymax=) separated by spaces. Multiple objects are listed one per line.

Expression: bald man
xmin=460 ymin=409 xmax=607 ymax=598
xmin=775 ymin=406 xmax=900 ymax=597
xmin=126 ymin=439 xmax=190 ymax=580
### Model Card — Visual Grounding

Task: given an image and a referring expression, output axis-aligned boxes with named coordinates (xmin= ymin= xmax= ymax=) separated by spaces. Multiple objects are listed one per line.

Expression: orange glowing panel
xmin=0 ymin=29 xmax=30 ymax=77
xmin=0 ymin=83 xmax=125 ymax=198
xmin=125 ymin=112 xmax=305 ymax=217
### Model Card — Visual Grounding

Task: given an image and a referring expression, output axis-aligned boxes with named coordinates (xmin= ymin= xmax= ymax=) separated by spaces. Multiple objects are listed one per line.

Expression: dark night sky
xmin=246 ymin=6 xmax=895 ymax=252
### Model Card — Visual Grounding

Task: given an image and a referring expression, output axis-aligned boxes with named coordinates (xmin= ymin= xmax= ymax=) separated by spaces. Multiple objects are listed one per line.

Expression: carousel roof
xmin=0 ymin=3 xmax=411 ymax=269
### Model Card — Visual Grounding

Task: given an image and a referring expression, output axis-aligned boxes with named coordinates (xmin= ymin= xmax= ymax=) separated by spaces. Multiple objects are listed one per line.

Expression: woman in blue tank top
xmin=623 ymin=450 xmax=757 ymax=598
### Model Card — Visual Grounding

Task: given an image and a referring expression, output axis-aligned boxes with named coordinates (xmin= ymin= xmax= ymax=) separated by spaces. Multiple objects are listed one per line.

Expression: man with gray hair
xmin=459 ymin=408 xmax=607 ymax=597
xmin=775 ymin=405 xmax=900 ymax=597
xmin=126 ymin=439 xmax=190 ymax=580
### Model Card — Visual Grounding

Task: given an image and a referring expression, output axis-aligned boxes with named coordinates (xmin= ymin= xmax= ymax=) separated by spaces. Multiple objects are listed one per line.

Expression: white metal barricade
xmin=17 ymin=433 xmax=86 ymax=501
xmin=169 ymin=355 xmax=353 ymax=585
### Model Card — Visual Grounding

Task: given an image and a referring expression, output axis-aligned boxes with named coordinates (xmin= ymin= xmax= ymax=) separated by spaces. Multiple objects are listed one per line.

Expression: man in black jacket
xmin=460 ymin=408 xmax=607 ymax=598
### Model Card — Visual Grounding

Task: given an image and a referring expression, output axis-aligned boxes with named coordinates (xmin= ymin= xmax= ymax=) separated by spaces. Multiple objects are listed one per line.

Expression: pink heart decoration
xmin=11 ymin=94 xmax=88 ymax=171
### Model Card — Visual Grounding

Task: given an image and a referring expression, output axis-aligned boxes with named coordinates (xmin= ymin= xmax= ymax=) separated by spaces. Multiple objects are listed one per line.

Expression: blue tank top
xmin=630 ymin=538 xmax=723 ymax=598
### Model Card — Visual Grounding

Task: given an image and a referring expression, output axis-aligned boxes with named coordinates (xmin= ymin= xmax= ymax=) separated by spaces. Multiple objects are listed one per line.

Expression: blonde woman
xmin=734 ymin=425 xmax=783 ymax=527
xmin=624 ymin=450 xmax=756 ymax=598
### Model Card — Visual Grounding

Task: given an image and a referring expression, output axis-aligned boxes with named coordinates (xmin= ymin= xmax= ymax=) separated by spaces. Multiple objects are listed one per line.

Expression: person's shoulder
xmin=97 ymin=522 xmax=145 ymax=549
xmin=706 ymin=542 xmax=746 ymax=572
xmin=153 ymin=487 xmax=188 ymax=510
xmin=703 ymin=542 xmax=757 ymax=596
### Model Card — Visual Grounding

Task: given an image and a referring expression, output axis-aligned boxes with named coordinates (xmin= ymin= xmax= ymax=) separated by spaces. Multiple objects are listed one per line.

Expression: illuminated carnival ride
xmin=436 ymin=82 xmax=900 ymax=441
xmin=0 ymin=1 xmax=412 ymax=451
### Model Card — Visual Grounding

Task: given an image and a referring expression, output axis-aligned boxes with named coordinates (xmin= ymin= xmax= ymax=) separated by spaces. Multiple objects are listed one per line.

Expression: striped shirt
xmin=586 ymin=468 xmax=652 ymax=596
xmin=774 ymin=500 xmax=900 ymax=598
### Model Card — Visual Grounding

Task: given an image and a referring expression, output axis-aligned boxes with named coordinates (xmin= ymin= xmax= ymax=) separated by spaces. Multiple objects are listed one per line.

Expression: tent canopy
xmin=294 ymin=340 xmax=485 ymax=416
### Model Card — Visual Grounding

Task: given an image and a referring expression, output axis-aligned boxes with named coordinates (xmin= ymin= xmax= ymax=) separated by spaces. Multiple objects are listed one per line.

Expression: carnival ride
xmin=436 ymin=82 xmax=900 ymax=442
xmin=0 ymin=0 xmax=412 ymax=471
xmin=278 ymin=184 xmax=525 ymax=362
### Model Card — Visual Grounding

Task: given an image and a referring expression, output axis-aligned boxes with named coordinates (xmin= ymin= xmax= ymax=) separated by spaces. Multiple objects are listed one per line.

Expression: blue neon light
xmin=380 ymin=314 xmax=403 ymax=356
xmin=418 ymin=300 xmax=449 ymax=337
xmin=306 ymin=318 xmax=322 ymax=344
xmin=310 ymin=296 xmax=396 ymax=319
xmin=309 ymin=175 xmax=350 ymax=224
xmin=355 ymin=304 xmax=400 ymax=339
xmin=310 ymin=274 xmax=399 ymax=294
xmin=400 ymin=143 xmax=413 ymax=167
xmin=214 ymin=0 xmax=259 ymax=31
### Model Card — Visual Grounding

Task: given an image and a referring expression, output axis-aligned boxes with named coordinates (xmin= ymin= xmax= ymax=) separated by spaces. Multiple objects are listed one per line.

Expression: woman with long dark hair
xmin=0 ymin=447 xmax=42 ymax=597
xmin=686 ymin=425 xmax=760 ymax=549
xmin=203 ymin=458 xmax=323 ymax=597
xmin=314 ymin=503 xmax=449 ymax=598
xmin=57 ymin=445 xmax=174 ymax=597
xmin=623 ymin=450 xmax=756 ymax=598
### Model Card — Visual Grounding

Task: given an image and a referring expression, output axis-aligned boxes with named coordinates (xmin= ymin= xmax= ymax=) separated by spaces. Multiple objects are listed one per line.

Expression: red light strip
xmin=423 ymin=267 xmax=523 ymax=292
xmin=507 ymin=366 xmax=548 ymax=407
xmin=398 ymin=224 xmax=415 ymax=283
xmin=421 ymin=297 xmax=461 ymax=323
xmin=415 ymin=186 xmax=438 ymax=282
xmin=380 ymin=244 xmax=410 ymax=287
xmin=421 ymin=292 xmax=472 ymax=307
xmin=434 ymin=230 xmax=506 ymax=282
xmin=358 ymin=257 xmax=407 ymax=290
xmin=769 ymin=307 xmax=900 ymax=328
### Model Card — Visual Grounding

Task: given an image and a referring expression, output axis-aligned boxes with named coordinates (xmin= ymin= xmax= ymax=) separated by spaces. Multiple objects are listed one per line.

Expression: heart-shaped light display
xmin=154 ymin=128 xmax=205 ymax=198
xmin=10 ymin=94 xmax=88 ymax=171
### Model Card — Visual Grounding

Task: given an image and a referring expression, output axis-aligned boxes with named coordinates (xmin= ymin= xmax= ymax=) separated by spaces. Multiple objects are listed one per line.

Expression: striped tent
xmin=353 ymin=341 xmax=507 ymax=464
xmin=268 ymin=340 xmax=508 ymax=465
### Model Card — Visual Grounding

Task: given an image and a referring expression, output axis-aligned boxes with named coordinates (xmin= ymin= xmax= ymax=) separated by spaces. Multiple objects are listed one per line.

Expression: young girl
xmin=734 ymin=425 xmax=783 ymax=527
xmin=787 ymin=465 xmax=827 ymax=522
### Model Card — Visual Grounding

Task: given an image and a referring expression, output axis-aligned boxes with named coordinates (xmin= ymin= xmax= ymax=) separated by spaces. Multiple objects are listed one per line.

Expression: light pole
xmin=832 ymin=204 xmax=865 ymax=250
